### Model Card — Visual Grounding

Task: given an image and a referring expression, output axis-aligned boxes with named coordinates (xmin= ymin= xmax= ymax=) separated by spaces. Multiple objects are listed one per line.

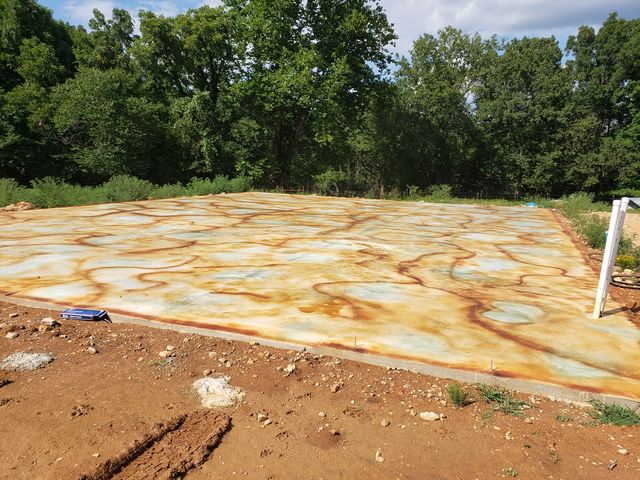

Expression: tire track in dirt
xmin=79 ymin=410 xmax=231 ymax=480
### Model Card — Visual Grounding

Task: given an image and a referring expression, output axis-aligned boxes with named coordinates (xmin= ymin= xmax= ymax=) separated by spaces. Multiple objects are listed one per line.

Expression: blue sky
xmin=40 ymin=0 xmax=640 ymax=55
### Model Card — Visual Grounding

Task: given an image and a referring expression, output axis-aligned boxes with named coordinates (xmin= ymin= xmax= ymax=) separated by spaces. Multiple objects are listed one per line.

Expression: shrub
xmin=446 ymin=383 xmax=467 ymax=407
xmin=428 ymin=184 xmax=453 ymax=200
xmin=100 ymin=175 xmax=154 ymax=202
xmin=616 ymin=253 xmax=639 ymax=270
xmin=187 ymin=175 xmax=232 ymax=196
xmin=406 ymin=185 xmax=422 ymax=198
xmin=575 ymin=215 xmax=609 ymax=249
xmin=26 ymin=177 xmax=88 ymax=208
xmin=150 ymin=183 xmax=186 ymax=199
xmin=227 ymin=176 xmax=253 ymax=193
xmin=0 ymin=178 xmax=25 ymax=207
xmin=314 ymin=168 xmax=350 ymax=196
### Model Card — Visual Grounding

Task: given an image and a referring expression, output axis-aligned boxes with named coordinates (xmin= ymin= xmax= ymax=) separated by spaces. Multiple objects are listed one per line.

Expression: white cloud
xmin=62 ymin=0 xmax=116 ymax=25
xmin=380 ymin=0 xmax=640 ymax=54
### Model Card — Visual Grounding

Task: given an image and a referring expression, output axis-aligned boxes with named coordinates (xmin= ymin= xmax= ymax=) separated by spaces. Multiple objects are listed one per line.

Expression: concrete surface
xmin=1 ymin=192 xmax=638 ymax=401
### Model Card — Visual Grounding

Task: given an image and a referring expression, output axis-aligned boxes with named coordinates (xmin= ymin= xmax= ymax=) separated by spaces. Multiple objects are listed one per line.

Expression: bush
xmin=428 ymin=184 xmax=453 ymax=200
xmin=314 ymin=168 xmax=350 ymax=196
xmin=560 ymin=192 xmax=600 ymax=218
xmin=0 ymin=178 xmax=25 ymax=207
xmin=227 ymin=176 xmax=253 ymax=193
xmin=187 ymin=175 xmax=231 ymax=196
xmin=150 ymin=183 xmax=185 ymax=199
xmin=100 ymin=175 xmax=154 ymax=202
xmin=616 ymin=253 xmax=638 ymax=270
xmin=26 ymin=177 xmax=95 ymax=208
xmin=575 ymin=215 xmax=608 ymax=249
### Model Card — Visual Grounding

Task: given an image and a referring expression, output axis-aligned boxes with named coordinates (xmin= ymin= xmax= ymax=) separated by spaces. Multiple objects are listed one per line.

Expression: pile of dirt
xmin=0 ymin=201 xmax=35 ymax=212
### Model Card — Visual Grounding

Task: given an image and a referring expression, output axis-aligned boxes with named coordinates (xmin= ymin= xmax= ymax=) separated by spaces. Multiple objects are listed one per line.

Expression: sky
xmin=40 ymin=0 xmax=640 ymax=55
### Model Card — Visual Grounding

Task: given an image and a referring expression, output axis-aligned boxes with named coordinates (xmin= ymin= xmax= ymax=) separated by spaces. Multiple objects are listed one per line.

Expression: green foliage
xmin=0 ymin=177 xmax=24 ymax=205
xmin=0 ymin=175 xmax=252 ymax=208
xmin=589 ymin=400 xmax=640 ymax=426
xmin=0 ymin=2 xmax=640 ymax=200
xmin=314 ymin=168 xmax=351 ymax=196
xmin=100 ymin=175 xmax=154 ymax=202
xmin=616 ymin=254 xmax=639 ymax=270
xmin=150 ymin=183 xmax=185 ymax=200
xmin=186 ymin=175 xmax=252 ymax=196
xmin=428 ymin=184 xmax=453 ymax=200
xmin=446 ymin=383 xmax=467 ymax=407
xmin=25 ymin=177 xmax=102 ymax=208
xmin=476 ymin=384 xmax=529 ymax=417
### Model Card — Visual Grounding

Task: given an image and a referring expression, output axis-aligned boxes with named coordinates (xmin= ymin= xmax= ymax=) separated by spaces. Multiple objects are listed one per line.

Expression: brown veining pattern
xmin=1 ymin=192 xmax=639 ymax=399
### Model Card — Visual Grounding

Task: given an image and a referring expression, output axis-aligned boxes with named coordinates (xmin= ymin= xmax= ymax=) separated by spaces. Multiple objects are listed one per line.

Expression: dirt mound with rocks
xmin=0 ymin=201 xmax=35 ymax=212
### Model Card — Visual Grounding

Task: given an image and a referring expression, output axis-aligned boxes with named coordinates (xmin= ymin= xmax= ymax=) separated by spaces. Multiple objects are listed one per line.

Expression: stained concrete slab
xmin=1 ymin=192 xmax=638 ymax=401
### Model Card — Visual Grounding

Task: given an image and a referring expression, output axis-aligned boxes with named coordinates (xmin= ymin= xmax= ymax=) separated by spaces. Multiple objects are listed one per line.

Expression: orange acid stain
xmin=1 ymin=192 xmax=639 ymax=401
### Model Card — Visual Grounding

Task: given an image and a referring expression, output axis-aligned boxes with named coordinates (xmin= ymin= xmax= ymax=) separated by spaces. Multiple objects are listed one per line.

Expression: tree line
xmin=1 ymin=0 xmax=639 ymax=198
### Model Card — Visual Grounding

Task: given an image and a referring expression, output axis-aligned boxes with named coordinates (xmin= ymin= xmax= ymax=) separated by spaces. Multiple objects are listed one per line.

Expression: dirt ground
xmin=0 ymin=300 xmax=639 ymax=480
xmin=1 ymin=209 xmax=640 ymax=480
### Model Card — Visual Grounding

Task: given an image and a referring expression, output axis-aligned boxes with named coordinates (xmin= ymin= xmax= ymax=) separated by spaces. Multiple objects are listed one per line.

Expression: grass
xmin=555 ymin=413 xmax=572 ymax=423
xmin=476 ymin=384 xmax=529 ymax=417
xmin=446 ymin=383 xmax=468 ymax=407
xmin=590 ymin=400 xmax=640 ymax=426
xmin=0 ymin=175 xmax=253 ymax=209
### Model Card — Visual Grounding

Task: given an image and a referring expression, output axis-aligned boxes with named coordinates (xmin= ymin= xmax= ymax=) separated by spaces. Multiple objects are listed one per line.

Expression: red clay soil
xmin=0 ymin=301 xmax=639 ymax=480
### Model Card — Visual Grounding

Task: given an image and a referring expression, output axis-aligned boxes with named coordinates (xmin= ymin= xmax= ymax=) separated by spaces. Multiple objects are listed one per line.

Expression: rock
xmin=331 ymin=383 xmax=342 ymax=393
xmin=5 ymin=332 xmax=19 ymax=340
xmin=9 ymin=313 xmax=19 ymax=318
xmin=41 ymin=317 xmax=60 ymax=328
xmin=263 ymin=419 xmax=273 ymax=426
xmin=330 ymin=429 xmax=339 ymax=435
xmin=165 ymin=345 xmax=175 ymax=351
xmin=375 ymin=449 xmax=384 ymax=463
xmin=524 ymin=417 xmax=534 ymax=424
xmin=618 ymin=448 xmax=629 ymax=456
xmin=623 ymin=269 xmax=634 ymax=275
xmin=159 ymin=350 xmax=175 ymax=358
xmin=380 ymin=419 xmax=391 ymax=427
xmin=318 ymin=411 xmax=326 ymax=417
xmin=0 ymin=352 xmax=54 ymax=371
xmin=192 ymin=376 xmax=245 ymax=408
xmin=505 ymin=431 xmax=513 ymax=440
xmin=419 ymin=411 xmax=443 ymax=422
xmin=283 ymin=363 xmax=296 ymax=376
xmin=203 ymin=369 xmax=212 ymax=377
xmin=86 ymin=347 xmax=98 ymax=354
xmin=257 ymin=413 xmax=268 ymax=422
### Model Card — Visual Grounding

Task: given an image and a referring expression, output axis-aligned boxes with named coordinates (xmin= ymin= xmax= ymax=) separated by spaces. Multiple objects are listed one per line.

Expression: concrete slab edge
xmin=2 ymin=294 xmax=638 ymax=409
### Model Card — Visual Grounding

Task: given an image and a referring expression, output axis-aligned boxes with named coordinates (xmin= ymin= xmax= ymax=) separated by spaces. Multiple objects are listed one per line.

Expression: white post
xmin=593 ymin=198 xmax=628 ymax=319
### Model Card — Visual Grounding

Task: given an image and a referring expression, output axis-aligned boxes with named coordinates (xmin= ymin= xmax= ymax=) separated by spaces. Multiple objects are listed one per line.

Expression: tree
xmin=474 ymin=37 xmax=571 ymax=195
xmin=51 ymin=68 xmax=169 ymax=182
xmin=230 ymin=0 xmax=396 ymax=186
xmin=73 ymin=9 xmax=135 ymax=71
